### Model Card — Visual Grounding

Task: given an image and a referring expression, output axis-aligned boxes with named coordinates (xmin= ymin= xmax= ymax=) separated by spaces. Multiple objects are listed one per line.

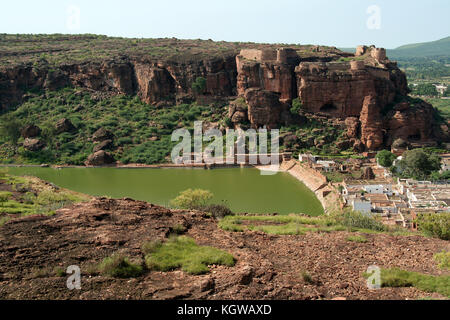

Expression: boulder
xmin=386 ymin=100 xmax=434 ymax=144
xmin=92 ymin=128 xmax=113 ymax=142
xmin=55 ymin=118 xmax=76 ymax=134
xmin=23 ymin=138 xmax=45 ymax=151
xmin=392 ymin=138 xmax=408 ymax=149
xmin=244 ymin=88 xmax=281 ymax=129
xmin=228 ymin=98 xmax=249 ymax=126
xmin=93 ymin=139 xmax=113 ymax=153
xmin=85 ymin=151 xmax=115 ymax=166
xmin=336 ymin=140 xmax=351 ymax=151
xmin=21 ymin=125 xmax=41 ymax=138
xmin=353 ymin=140 xmax=365 ymax=153
xmin=237 ymin=265 xmax=254 ymax=285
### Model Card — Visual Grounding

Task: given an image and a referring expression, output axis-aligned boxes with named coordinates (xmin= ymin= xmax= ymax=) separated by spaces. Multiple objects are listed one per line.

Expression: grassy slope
xmin=0 ymin=34 xmax=337 ymax=68
xmin=390 ymin=36 xmax=450 ymax=58
xmin=0 ymin=87 xmax=350 ymax=165
xmin=0 ymin=87 xmax=223 ymax=165
xmin=0 ymin=170 xmax=90 ymax=225
xmin=424 ymin=97 xmax=450 ymax=120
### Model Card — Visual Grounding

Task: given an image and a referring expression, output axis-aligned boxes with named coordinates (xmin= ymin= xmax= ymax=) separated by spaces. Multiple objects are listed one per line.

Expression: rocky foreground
xmin=0 ymin=197 xmax=448 ymax=300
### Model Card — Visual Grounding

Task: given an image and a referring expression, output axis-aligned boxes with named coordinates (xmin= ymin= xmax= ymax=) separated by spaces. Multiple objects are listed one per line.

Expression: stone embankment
xmin=280 ymin=160 xmax=343 ymax=214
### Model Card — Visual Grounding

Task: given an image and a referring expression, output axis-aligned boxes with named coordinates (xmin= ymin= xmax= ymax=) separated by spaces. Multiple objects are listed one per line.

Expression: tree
xmin=444 ymin=87 xmax=450 ymax=97
xmin=0 ymin=115 xmax=22 ymax=145
xmin=170 ymin=189 xmax=213 ymax=209
xmin=191 ymin=77 xmax=206 ymax=95
xmin=413 ymin=83 xmax=438 ymax=96
xmin=376 ymin=150 xmax=397 ymax=168
xmin=395 ymin=149 xmax=441 ymax=180
xmin=290 ymin=98 xmax=303 ymax=115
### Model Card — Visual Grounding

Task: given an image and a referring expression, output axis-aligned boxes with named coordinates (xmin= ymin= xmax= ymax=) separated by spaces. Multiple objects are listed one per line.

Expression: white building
xmin=316 ymin=160 xmax=336 ymax=172
xmin=364 ymin=184 xmax=393 ymax=196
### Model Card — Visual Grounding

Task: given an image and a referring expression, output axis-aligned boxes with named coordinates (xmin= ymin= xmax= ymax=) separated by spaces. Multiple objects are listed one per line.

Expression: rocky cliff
xmin=0 ymin=37 xmax=447 ymax=151
xmin=232 ymin=45 xmax=447 ymax=150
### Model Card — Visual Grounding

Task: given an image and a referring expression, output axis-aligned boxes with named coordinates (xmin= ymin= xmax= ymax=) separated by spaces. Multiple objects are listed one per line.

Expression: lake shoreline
xmin=0 ymin=163 xmax=253 ymax=169
xmin=5 ymin=164 xmax=325 ymax=216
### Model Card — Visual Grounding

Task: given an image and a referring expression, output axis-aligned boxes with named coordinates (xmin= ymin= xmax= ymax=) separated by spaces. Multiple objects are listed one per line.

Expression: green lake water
xmin=5 ymin=167 xmax=324 ymax=216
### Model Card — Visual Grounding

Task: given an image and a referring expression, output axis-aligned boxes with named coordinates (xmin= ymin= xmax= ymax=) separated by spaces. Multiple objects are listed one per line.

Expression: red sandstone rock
xmin=345 ymin=117 xmax=360 ymax=139
xmin=360 ymin=96 xmax=384 ymax=150
xmin=23 ymin=138 xmax=45 ymax=151
xmin=21 ymin=124 xmax=41 ymax=138
xmin=0 ymin=45 xmax=443 ymax=150
xmin=85 ymin=150 xmax=115 ymax=166
xmin=244 ymin=88 xmax=282 ymax=129
xmin=385 ymin=100 xmax=436 ymax=145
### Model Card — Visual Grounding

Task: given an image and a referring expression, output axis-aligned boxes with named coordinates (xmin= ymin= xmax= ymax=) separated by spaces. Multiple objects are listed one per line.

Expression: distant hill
xmin=339 ymin=37 xmax=450 ymax=59
xmin=390 ymin=37 xmax=450 ymax=58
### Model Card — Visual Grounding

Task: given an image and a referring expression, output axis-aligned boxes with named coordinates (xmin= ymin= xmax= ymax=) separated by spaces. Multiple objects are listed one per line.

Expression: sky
xmin=1 ymin=0 xmax=449 ymax=49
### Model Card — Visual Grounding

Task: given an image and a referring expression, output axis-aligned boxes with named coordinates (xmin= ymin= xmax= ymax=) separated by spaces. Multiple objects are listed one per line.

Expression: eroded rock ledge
xmin=0 ymin=197 xmax=447 ymax=300
xmin=1 ymin=43 xmax=447 ymax=151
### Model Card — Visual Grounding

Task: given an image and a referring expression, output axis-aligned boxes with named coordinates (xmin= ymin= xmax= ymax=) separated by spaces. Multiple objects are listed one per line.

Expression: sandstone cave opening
xmin=320 ymin=103 xmax=338 ymax=113
xmin=408 ymin=133 xmax=421 ymax=141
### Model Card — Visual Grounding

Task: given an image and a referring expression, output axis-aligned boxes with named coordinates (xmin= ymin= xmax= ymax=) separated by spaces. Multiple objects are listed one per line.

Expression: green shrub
xmin=202 ymin=204 xmax=233 ymax=219
xmin=346 ymin=235 xmax=368 ymax=243
xmin=224 ymin=117 xmax=233 ymax=128
xmin=0 ymin=191 xmax=13 ymax=205
xmin=290 ymin=98 xmax=303 ymax=115
xmin=191 ymin=77 xmax=207 ymax=95
xmin=145 ymin=236 xmax=235 ymax=275
xmin=300 ymin=270 xmax=315 ymax=284
xmin=376 ymin=150 xmax=397 ymax=168
xmin=416 ymin=212 xmax=450 ymax=240
xmin=434 ymin=250 xmax=450 ymax=270
xmin=339 ymin=211 xmax=386 ymax=232
xmin=171 ymin=224 xmax=187 ymax=235
xmin=170 ymin=188 xmax=213 ymax=210
xmin=141 ymin=240 xmax=163 ymax=255
xmin=0 ymin=115 xmax=22 ymax=145
xmin=98 ymin=253 xmax=143 ymax=278
xmin=379 ymin=268 xmax=450 ymax=297
xmin=0 ymin=216 xmax=11 ymax=226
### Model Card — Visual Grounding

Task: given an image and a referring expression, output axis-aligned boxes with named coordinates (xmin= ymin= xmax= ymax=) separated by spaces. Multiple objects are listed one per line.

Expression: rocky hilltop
xmin=0 ymin=35 xmax=447 ymax=151
xmin=1 ymin=197 xmax=448 ymax=300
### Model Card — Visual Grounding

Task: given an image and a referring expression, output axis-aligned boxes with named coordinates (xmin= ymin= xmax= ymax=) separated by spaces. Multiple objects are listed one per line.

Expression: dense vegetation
xmin=377 ymin=149 xmax=447 ymax=181
xmin=393 ymin=149 xmax=442 ymax=181
xmin=376 ymin=150 xmax=397 ymax=168
xmin=0 ymin=85 xmax=355 ymax=165
xmin=416 ymin=212 xmax=450 ymax=240
xmin=0 ymin=87 xmax=226 ymax=165
xmin=399 ymin=56 xmax=450 ymax=82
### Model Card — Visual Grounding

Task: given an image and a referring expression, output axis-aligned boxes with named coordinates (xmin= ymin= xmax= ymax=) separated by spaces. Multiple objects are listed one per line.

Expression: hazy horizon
xmin=1 ymin=0 xmax=450 ymax=49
